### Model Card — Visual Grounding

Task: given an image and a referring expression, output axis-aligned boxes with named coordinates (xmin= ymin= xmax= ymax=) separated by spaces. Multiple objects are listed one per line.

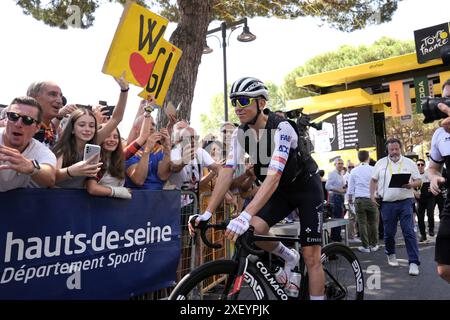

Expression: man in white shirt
xmin=370 ymin=138 xmax=421 ymax=276
xmin=325 ymin=158 xmax=346 ymax=242
xmin=344 ymin=160 xmax=357 ymax=239
xmin=348 ymin=150 xmax=379 ymax=253
xmin=0 ymin=96 xmax=56 ymax=192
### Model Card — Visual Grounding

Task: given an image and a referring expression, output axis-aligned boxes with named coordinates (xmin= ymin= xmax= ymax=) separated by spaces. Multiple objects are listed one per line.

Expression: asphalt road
xmin=350 ymin=223 xmax=449 ymax=300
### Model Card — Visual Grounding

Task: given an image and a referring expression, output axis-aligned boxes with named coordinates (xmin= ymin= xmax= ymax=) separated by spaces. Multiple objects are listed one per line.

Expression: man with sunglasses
xmin=0 ymin=96 xmax=56 ymax=192
xmin=190 ymin=77 xmax=325 ymax=300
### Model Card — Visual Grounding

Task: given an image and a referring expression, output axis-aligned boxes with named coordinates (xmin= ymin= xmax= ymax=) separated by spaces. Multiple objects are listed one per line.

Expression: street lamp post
xmin=203 ymin=18 xmax=256 ymax=122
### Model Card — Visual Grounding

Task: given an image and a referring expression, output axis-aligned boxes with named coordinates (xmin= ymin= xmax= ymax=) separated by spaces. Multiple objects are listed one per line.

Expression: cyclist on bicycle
xmin=190 ymin=77 xmax=325 ymax=300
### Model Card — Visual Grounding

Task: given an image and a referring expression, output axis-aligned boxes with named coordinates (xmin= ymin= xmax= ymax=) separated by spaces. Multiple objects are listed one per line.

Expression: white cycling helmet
xmin=230 ymin=77 xmax=269 ymax=100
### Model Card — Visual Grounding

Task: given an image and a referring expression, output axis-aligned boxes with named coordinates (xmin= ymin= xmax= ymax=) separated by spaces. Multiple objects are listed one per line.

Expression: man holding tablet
xmin=370 ymin=138 xmax=422 ymax=276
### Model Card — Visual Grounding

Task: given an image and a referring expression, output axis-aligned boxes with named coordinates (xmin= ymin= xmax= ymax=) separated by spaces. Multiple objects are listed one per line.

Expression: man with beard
xmin=370 ymin=138 xmax=421 ymax=275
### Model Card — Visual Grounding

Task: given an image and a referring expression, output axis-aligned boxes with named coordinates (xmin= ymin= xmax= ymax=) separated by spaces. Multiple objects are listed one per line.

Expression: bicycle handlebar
xmin=189 ymin=217 xmax=264 ymax=256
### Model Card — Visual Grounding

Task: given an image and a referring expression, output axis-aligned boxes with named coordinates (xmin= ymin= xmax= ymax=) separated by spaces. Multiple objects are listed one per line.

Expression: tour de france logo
xmin=419 ymin=29 xmax=448 ymax=56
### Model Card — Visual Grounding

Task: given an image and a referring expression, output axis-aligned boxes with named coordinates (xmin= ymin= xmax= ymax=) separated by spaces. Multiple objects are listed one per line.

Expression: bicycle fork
xmin=222 ymin=245 xmax=251 ymax=300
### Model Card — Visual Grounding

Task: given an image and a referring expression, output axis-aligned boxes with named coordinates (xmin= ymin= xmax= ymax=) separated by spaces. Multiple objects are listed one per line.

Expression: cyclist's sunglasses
xmin=6 ymin=112 xmax=39 ymax=126
xmin=231 ymin=97 xmax=257 ymax=108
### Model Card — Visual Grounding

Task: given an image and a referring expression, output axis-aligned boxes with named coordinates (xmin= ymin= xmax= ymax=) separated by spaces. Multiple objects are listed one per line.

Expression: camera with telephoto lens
xmin=421 ymin=97 xmax=450 ymax=124
xmin=285 ymin=107 xmax=323 ymax=131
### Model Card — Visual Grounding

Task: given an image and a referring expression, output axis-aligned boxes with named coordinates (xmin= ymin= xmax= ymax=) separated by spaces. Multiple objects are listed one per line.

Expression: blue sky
xmin=0 ymin=0 xmax=449 ymax=136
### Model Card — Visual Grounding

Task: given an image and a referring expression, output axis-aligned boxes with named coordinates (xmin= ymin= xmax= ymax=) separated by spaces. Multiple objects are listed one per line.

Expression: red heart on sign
xmin=129 ymin=52 xmax=155 ymax=87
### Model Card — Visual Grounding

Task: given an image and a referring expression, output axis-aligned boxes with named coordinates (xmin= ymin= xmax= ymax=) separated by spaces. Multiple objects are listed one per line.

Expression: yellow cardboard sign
xmin=102 ymin=2 xmax=169 ymax=88
xmin=138 ymin=39 xmax=182 ymax=106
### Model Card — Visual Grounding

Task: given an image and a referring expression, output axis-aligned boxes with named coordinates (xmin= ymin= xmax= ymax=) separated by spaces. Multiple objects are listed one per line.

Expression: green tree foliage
xmin=200 ymin=91 xmax=239 ymax=136
xmin=282 ymin=37 xmax=415 ymax=100
xmin=15 ymin=0 xmax=400 ymax=124
xmin=385 ymin=114 xmax=439 ymax=158
xmin=265 ymin=81 xmax=286 ymax=111
xmin=200 ymin=81 xmax=287 ymax=135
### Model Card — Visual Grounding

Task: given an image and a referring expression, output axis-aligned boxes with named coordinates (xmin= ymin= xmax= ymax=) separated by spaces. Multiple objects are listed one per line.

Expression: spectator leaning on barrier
xmin=52 ymin=75 xmax=129 ymax=188
xmin=370 ymin=138 xmax=421 ymax=276
xmin=0 ymin=96 xmax=56 ymax=192
xmin=427 ymin=78 xmax=450 ymax=283
xmin=125 ymin=114 xmax=171 ymax=190
xmin=86 ymin=127 xmax=131 ymax=199
xmin=348 ymin=150 xmax=379 ymax=253
xmin=325 ymin=158 xmax=347 ymax=242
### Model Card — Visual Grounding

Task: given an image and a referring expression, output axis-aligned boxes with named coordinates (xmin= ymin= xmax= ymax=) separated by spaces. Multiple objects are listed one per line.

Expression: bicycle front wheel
xmin=321 ymin=243 xmax=364 ymax=300
xmin=169 ymin=260 xmax=268 ymax=300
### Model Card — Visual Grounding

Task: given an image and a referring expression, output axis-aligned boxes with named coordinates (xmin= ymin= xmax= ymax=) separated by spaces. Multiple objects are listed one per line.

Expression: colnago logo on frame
xmin=255 ymin=261 xmax=288 ymax=300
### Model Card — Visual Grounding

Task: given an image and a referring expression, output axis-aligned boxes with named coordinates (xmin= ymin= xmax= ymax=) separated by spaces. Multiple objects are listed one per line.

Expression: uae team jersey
xmin=224 ymin=121 xmax=298 ymax=178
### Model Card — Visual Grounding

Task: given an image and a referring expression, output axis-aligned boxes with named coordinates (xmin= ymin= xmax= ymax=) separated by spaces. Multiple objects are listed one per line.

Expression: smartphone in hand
xmin=165 ymin=102 xmax=177 ymax=117
xmin=99 ymin=100 xmax=115 ymax=118
xmin=83 ymin=144 xmax=101 ymax=163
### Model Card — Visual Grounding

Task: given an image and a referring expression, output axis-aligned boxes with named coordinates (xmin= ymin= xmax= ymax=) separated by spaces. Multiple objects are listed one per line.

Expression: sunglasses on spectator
xmin=231 ymin=97 xmax=257 ymax=108
xmin=6 ymin=112 xmax=39 ymax=126
xmin=417 ymin=163 xmax=425 ymax=166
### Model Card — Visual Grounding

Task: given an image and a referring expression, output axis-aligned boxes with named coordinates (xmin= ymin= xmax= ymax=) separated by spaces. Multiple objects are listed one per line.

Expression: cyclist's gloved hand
xmin=225 ymin=211 xmax=252 ymax=242
xmin=188 ymin=211 xmax=212 ymax=237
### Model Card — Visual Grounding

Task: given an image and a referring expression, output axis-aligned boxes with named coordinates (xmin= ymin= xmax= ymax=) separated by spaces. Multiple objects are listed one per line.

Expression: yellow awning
xmin=295 ymin=53 xmax=443 ymax=88
xmin=286 ymin=84 xmax=443 ymax=115
xmin=286 ymin=88 xmax=375 ymax=114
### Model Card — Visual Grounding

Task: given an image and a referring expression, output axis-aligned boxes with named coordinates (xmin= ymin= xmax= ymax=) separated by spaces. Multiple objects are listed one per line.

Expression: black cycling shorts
xmin=435 ymin=215 xmax=450 ymax=265
xmin=257 ymin=174 xmax=324 ymax=247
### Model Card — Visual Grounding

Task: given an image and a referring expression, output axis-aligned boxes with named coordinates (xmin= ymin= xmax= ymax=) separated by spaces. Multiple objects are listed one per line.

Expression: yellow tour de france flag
xmin=389 ymin=80 xmax=407 ymax=117
xmin=138 ymin=39 xmax=182 ymax=106
xmin=102 ymin=2 xmax=169 ymax=88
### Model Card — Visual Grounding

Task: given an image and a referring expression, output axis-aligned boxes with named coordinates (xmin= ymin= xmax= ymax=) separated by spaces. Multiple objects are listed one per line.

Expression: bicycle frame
xmin=227 ymin=233 xmax=308 ymax=300
xmin=177 ymin=222 xmax=365 ymax=300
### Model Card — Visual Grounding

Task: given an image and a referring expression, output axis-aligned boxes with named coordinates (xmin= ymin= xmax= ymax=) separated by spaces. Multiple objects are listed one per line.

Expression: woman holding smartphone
xmin=85 ymin=102 xmax=156 ymax=199
xmin=52 ymin=75 xmax=129 ymax=189
xmin=85 ymin=127 xmax=131 ymax=198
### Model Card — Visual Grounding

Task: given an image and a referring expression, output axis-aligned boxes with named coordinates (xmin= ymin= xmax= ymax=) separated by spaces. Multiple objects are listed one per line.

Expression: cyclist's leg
xmin=249 ymin=191 xmax=299 ymax=281
xmin=296 ymin=174 xmax=325 ymax=298
xmin=250 ymin=189 xmax=295 ymax=252
xmin=302 ymin=245 xmax=324 ymax=298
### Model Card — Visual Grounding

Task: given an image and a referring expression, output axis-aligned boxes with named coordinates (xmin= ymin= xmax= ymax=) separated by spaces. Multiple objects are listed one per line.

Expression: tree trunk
xmin=157 ymin=0 xmax=214 ymax=128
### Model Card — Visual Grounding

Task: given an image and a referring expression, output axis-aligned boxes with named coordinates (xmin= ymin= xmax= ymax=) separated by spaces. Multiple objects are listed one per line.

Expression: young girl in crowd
xmin=86 ymin=102 xmax=156 ymax=199
xmin=52 ymin=76 xmax=129 ymax=192
xmin=85 ymin=127 xmax=130 ymax=198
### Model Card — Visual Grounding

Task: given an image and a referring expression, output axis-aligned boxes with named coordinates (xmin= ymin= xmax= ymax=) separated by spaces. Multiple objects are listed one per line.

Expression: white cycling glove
xmin=109 ymin=186 xmax=132 ymax=199
xmin=226 ymin=211 xmax=252 ymax=236
xmin=190 ymin=210 xmax=212 ymax=226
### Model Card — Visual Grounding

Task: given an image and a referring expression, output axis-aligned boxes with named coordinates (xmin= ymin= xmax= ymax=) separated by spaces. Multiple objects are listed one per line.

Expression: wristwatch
xmin=29 ymin=160 xmax=40 ymax=176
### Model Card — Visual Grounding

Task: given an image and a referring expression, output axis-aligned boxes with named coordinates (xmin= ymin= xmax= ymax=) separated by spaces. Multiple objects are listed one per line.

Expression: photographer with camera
xmin=425 ymin=78 xmax=450 ymax=283
xmin=189 ymin=77 xmax=325 ymax=299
